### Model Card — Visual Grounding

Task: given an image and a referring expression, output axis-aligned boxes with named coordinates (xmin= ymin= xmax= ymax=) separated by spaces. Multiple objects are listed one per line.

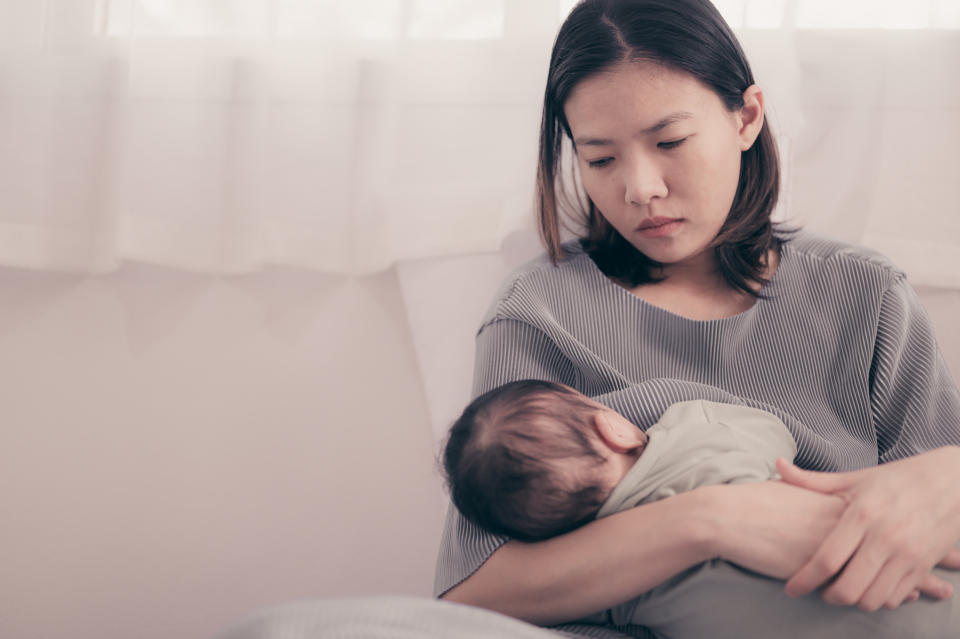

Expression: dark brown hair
xmin=537 ymin=0 xmax=792 ymax=296
xmin=442 ymin=380 xmax=611 ymax=542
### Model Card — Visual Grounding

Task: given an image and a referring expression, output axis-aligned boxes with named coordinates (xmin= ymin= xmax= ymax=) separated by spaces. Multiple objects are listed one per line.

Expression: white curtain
xmin=0 ymin=0 xmax=957 ymax=285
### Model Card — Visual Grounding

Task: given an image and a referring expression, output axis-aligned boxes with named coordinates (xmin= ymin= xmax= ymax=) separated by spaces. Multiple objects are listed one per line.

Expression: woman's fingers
xmin=882 ymin=546 xmax=960 ymax=608
xmin=784 ymin=516 xmax=865 ymax=598
xmin=884 ymin=540 xmax=960 ymax=608
xmin=816 ymin=536 xmax=890 ymax=607
xmin=937 ymin=546 xmax=960 ymax=570
xmin=854 ymin=556 xmax=914 ymax=611
xmin=914 ymin=572 xmax=955 ymax=600
xmin=885 ymin=574 xmax=924 ymax=610
xmin=884 ymin=566 xmax=955 ymax=610
xmin=796 ymin=541 xmax=951 ymax=610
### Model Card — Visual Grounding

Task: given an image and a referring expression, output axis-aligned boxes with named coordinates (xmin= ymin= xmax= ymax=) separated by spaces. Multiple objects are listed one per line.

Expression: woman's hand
xmin=776 ymin=447 xmax=960 ymax=611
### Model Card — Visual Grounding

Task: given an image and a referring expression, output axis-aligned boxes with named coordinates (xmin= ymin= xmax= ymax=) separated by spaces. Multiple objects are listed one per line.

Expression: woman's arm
xmin=441 ymin=488 xmax=717 ymax=625
xmin=442 ymin=480 xmax=846 ymax=625
xmin=777 ymin=275 xmax=960 ymax=610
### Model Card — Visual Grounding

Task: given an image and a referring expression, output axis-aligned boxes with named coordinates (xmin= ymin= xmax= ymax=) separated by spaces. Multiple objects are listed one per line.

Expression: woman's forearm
xmin=440 ymin=488 xmax=720 ymax=626
xmin=708 ymin=480 xmax=845 ymax=580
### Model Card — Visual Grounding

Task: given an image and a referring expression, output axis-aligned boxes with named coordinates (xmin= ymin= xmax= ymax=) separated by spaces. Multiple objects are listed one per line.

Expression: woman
xmin=435 ymin=0 xmax=960 ymax=636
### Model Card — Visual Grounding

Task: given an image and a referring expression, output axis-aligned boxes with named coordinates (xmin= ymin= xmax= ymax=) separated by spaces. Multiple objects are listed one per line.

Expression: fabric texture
xmin=607 ymin=559 xmax=960 ymax=639
xmin=435 ymin=232 xmax=960 ymax=638
xmin=595 ymin=400 xmax=795 ymax=518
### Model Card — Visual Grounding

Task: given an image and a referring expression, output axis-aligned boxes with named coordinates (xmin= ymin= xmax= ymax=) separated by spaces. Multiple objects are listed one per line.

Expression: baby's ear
xmin=593 ymin=410 xmax=646 ymax=453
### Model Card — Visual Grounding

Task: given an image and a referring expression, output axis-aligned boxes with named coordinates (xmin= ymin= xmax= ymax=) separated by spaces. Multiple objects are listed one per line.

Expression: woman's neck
xmin=655 ymin=250 xmax=726 ymax=293
xmin=659 ymin=247 xmax=779 ymax=293
xmin=625 ymin=249 xmax=779 ymax=321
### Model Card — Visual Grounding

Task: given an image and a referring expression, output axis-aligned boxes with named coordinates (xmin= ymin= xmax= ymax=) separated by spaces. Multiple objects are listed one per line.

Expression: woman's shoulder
xmin=783 ymin=231 xmax=906 ymax=283
xmin=479 ymin=240 xmax=600 ymax=327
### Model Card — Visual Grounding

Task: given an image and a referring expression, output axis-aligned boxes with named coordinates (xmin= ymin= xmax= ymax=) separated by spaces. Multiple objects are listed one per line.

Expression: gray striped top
xmin=435 ymin=233 xmax=960 ymax=638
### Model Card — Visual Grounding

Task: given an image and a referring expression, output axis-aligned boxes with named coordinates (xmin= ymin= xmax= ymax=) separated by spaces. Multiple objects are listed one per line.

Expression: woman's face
xmin=564 ymin=61 xmax=762 ymax=270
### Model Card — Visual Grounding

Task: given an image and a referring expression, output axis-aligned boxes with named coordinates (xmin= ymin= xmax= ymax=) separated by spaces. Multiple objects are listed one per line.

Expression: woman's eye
xmin=588 ymin=157 xmax=613 ymax=168
xmin=658 ymin=138 xmax=687 ymax=150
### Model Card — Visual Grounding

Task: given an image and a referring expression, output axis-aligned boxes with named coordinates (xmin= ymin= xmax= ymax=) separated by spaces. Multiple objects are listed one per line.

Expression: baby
xmin=442 ymin=379 xmax=795 ymax=543
xmin=442 ymin=380 xmax=960 ymax=638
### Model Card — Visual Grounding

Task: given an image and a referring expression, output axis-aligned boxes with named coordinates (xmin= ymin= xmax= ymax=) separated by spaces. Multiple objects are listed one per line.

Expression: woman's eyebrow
xmin=642 ymin=111 xmax=694 ymax=134
xmin=574 ymin=111 xmax=694 ymax=146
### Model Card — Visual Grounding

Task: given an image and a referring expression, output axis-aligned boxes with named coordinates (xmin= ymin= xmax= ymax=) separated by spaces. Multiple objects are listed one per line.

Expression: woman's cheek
xmin=582 ymin=174 xmax=609 ymax=209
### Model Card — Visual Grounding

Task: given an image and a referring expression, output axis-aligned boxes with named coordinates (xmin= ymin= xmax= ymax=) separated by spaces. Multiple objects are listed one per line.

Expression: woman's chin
xmin=635 ymin=243 xmax=713 ymax=272
xmin=632 ymin=243 xmax=689 ymax=266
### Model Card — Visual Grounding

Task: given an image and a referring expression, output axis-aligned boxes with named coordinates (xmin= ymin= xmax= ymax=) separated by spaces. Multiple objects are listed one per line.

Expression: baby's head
xmin=442 ymin=380 xmax=647 ymax=542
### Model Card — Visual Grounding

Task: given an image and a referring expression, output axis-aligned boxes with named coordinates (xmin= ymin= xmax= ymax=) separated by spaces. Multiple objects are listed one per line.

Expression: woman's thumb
xmin=776 ymin=458 xmax=849 ymax=494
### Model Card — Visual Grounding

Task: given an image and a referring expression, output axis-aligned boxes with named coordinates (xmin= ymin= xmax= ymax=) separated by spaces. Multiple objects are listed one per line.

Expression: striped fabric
xmin=434 ymin=232 xmax=960 ymax=638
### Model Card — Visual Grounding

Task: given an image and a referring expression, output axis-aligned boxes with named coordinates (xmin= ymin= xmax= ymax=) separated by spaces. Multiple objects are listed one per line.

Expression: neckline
xmin=582 ymin=242 xmax=791 ymax=325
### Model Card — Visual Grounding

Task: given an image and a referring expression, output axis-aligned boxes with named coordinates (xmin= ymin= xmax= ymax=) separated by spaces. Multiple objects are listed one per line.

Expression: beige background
xmin=0 ymin=264 xmax=445 ymax=639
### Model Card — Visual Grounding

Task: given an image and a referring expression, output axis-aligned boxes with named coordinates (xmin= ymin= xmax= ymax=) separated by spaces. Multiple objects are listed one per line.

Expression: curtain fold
xmin=0 ymin=0 xmax=957 ymax=285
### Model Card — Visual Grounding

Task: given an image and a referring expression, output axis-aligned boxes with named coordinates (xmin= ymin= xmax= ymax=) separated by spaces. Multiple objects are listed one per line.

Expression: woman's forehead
xmin=564 ymin=62 xmax=725 ymax=136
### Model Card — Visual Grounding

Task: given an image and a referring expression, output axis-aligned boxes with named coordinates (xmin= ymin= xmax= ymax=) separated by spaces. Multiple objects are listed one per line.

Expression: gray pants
xmin=608 ymin=560 xmax=960 ymax=639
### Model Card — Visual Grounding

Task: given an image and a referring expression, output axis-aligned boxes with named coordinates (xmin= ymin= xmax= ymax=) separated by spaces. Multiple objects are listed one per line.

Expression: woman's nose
xmin=624 ymin=157 xmax=668 ymax=206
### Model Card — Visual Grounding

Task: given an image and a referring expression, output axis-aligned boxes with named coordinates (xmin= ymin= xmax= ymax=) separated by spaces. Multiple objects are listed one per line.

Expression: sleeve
xmin=870 ymin=274 xmax=960 ymax=463
xmin=434 ymin=318 xmax=581 ymax=597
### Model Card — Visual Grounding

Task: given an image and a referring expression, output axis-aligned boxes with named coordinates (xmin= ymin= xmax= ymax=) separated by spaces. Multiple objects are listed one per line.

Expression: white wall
xmin=0 ymin=259 xmax=957 ymax=639
xmin=0 ymin=264 xmax=445 ymax=639
xmin=921 ymin=287 xmax=960 ymax=383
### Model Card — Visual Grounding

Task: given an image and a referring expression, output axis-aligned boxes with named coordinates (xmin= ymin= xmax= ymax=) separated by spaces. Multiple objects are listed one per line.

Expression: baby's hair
xmin=442 ymin=380 xmax=610 ymax=542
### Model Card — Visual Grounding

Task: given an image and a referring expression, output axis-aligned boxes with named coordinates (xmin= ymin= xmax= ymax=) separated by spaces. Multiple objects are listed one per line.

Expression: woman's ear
xmin=593 ymin=410 xmax=647 ymax=454
xmin=737 ymin=85 xmax=765 ymax=151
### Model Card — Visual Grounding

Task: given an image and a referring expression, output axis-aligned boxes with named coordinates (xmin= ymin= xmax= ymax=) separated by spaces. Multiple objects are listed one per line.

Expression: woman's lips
xmin=636 ymin=218 xmax=683 ymax=238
